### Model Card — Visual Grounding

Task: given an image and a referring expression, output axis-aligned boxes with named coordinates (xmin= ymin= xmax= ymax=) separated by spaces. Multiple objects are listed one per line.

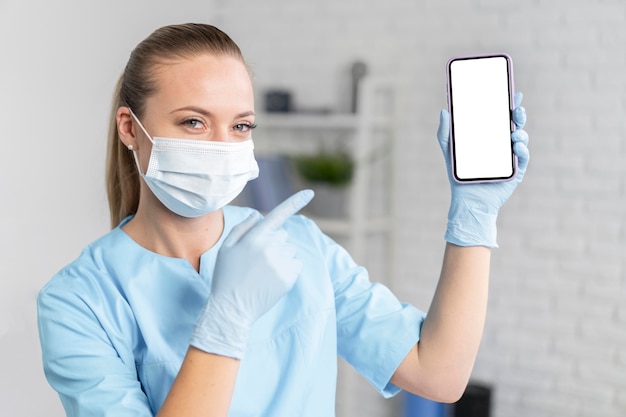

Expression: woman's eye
xmin=182 ymin=118 xmax=205 ymax=130
xmin=234 ymin=122 xmax=257 ymax=132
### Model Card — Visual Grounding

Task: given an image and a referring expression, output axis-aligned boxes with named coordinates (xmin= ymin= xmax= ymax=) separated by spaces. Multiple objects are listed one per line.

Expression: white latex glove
xmin=190 ymin=189 xmax=314 ymax=359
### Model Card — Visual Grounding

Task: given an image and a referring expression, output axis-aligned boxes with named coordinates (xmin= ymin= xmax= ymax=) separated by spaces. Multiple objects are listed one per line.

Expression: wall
xmin=221 ymin=1 xmax=626 ymax=416
xmin=1 ymin=1 xmax=624 ymax=416
xmin=0 ymin=2 xmax=220 ymax=415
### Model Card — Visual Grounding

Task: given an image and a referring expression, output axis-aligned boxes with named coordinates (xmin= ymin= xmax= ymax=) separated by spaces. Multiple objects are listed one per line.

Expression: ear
xmin=116 ymin=106 xmax=136 ymax=149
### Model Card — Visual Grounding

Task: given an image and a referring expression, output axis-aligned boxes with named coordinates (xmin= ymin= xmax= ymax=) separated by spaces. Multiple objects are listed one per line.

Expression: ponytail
xmin=105 ymin=74 xmax=140 ymax=228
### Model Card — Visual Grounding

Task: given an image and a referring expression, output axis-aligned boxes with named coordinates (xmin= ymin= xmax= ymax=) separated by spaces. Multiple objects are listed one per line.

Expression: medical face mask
xmin=129 ymin=111 xmax=259 ymax=217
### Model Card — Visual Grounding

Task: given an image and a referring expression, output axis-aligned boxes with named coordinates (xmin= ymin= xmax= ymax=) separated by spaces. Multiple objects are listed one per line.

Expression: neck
xmin=122 ymin=198 xmax=224 ymax=272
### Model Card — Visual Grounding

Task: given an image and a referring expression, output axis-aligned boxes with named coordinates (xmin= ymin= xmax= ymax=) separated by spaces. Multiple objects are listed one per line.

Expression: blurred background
xmin=1 ymin=0 xmax=624 ymax=416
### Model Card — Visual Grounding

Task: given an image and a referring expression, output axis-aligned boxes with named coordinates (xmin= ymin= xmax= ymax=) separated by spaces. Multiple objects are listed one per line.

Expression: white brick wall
xmin=218 ymin=1 xmax=626 ymax=416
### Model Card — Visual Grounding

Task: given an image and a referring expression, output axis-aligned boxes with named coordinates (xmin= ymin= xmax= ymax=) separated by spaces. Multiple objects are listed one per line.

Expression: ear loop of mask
xmin=127 ymin=109 xmax=154 ymax=177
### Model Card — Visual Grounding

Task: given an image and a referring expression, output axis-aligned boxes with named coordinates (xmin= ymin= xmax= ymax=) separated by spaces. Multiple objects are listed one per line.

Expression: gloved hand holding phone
xmin=437 ymin=92 xmax=530 ymax=248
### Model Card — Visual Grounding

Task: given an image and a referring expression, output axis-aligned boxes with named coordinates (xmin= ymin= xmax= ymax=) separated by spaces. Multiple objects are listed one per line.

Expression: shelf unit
xmin=250 ymin=77 xmax=398 ymax=417
xmin=251 ymin=77 xmax=397 ymax=269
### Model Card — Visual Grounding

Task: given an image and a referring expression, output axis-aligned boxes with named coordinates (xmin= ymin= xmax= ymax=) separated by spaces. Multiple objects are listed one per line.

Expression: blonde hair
xmin=105 ymin=23 xmax=247 ymax=228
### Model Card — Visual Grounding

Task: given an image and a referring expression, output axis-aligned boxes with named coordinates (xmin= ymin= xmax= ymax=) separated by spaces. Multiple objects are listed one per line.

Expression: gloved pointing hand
xmin=437 ymin=91 xmax=530 ymax=248
xmin=190 ymin=189 xmax=314 ymax=359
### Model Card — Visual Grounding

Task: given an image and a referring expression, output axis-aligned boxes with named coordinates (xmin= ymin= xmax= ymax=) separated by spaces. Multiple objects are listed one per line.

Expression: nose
xmin=210 ymin=125 xmax=230 ymax=143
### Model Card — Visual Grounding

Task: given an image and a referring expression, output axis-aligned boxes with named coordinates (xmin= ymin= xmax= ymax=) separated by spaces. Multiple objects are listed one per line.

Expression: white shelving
xmin=257 ymin=112 xmax=392 ymax=130
xmin=251 ymin=77 xmax=398 ymax=417
xmin=251 ymin=77 xmax=397 ymax=268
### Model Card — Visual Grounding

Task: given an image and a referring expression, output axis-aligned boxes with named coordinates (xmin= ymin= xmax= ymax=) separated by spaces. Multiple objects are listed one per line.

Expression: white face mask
xmin=129 ymin=111 xmax=259 ymax=217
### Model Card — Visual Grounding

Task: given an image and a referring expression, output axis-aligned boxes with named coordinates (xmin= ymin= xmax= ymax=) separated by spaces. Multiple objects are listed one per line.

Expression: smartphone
xmin=446 ymin=53 xmax=516 ymax=183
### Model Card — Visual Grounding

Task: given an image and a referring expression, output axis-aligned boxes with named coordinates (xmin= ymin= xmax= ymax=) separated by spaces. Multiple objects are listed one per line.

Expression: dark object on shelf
xmin=454 ymin=382 xmax=492 ymax=417
xmin=264 ymin=90 xmax=292 ymax=112
xmin=350 ymin=61 xmax=368 ymax=113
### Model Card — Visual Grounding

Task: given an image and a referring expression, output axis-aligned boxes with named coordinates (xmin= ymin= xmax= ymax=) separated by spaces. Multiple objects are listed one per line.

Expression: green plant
xmin=293 ymin=150 xmax=354 ymax=187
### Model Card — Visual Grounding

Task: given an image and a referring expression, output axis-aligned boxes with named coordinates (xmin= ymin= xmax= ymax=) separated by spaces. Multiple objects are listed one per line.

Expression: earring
xmin=127 ymin=144 xmax=134 ymax=151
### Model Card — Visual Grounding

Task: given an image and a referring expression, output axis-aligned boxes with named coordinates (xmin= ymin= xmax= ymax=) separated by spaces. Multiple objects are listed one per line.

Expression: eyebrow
xmin=171 ymin=106 xmax=255 ymax=119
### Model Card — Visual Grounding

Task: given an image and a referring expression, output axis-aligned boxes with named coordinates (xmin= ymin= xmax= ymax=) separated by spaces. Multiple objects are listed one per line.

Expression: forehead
xmin=148 ymin=54 xmax=253 ymax=112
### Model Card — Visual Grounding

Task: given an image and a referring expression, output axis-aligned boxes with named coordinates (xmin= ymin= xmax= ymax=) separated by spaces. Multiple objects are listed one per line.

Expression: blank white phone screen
xmin=449 ymin=56 xmax=513 ymax=181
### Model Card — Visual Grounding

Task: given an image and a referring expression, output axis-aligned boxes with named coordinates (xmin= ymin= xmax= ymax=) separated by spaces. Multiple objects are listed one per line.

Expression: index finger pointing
xmin=259 ymin=189 xmax=315 ymax=231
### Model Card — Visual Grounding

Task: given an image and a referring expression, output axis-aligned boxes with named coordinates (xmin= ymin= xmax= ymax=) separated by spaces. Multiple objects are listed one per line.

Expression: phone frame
xmin=446 ymin=53 xmax=517 ymax=183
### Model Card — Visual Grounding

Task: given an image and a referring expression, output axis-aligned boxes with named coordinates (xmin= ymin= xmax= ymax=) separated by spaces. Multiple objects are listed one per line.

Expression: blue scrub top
xmin=37 ymin=206 xmax=425 ymax=417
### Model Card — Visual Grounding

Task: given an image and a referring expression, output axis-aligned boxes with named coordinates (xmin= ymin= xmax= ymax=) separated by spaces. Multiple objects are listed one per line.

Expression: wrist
xmin=190 ymin=300 xmax=252 ymax=359
xmin=446 ymin=198 xmax=498 ymax=248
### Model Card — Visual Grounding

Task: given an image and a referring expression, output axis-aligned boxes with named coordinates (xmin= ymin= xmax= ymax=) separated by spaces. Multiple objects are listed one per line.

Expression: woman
xmin=37 ymin=23 xmax=529 ymax=417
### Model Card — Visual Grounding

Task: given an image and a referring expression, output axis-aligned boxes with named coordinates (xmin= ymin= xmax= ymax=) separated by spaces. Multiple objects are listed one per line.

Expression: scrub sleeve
xmin=303 ymin=217 xmax=426 ymax=397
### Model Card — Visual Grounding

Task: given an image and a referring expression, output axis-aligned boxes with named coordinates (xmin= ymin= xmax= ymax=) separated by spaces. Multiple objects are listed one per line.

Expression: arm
xmin=164 ymin=190 xmax=314 ymax=414
xmin=392 ymin=93 xmax=530 ymax=402
xmin=391 ymin=244 xmax=490 ymax=402
xmin=39 ymin=282 xmax=241 ymax=417
xmin=157 ymin=348 xmax=239 ymax=417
